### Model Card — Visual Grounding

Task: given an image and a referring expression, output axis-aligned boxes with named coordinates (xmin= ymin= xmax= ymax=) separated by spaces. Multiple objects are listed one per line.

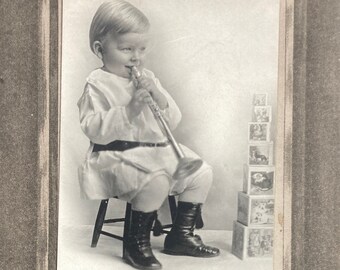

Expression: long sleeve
xmin=146 ymin=71 xmax=182 ymax=131
xmin=77 ymin=68 xmax=183 ymax=145
xmin=77 ymin=83 xmax=135 ymax=144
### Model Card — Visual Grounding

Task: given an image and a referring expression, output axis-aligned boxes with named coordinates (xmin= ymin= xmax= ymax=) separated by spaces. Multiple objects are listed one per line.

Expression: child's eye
xmin=121 ymin=48 xmax=132 ymax=52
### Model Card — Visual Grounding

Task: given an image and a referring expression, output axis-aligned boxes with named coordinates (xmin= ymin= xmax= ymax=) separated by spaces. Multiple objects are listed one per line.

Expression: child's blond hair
xmin=89 ymin=0 xmax=150 ymax=53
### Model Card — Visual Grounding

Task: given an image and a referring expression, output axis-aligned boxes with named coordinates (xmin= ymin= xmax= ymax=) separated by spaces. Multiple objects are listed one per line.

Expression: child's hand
xmin=126 ymin=89 xmax=152 ymax=122
xmin=136 ymin=75 xmax=168 ymax=109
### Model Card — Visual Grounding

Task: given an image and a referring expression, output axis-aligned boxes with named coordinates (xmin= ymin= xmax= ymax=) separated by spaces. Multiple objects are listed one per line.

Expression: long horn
xmin=131 ymin=66 xmax=203 ymax=180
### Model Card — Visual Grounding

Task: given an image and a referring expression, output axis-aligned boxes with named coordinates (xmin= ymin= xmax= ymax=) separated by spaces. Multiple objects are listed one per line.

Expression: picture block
xmin=243 ymin=164 xmax=275 ymax=195
xmin=248 ymin=142 xmax=274 ymax=166
xmin=248 ymin=122 xmax=271 ymax=142
xmin=253 ymin=93 xmax=268 ymax=106
xmin=237 ymin=192 xmax=274 ymax=226
xmin=232 ymin=221 xmax=273 ymax=260
xmin=253 ymin=106 xmax=272 ymax=122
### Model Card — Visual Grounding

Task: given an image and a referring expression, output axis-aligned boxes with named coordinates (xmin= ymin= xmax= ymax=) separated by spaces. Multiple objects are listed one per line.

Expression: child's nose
xmin=131 ymin=50 xmax=140 ymax=61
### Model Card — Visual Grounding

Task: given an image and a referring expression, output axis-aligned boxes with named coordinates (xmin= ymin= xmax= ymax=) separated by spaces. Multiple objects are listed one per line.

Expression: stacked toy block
xmin=232 ymin=93 xmax=275 ymax=259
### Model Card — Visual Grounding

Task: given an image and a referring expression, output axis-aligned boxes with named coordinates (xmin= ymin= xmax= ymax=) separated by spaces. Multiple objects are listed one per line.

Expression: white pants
xmin=130 ymin=161 xmax=213 ymax=212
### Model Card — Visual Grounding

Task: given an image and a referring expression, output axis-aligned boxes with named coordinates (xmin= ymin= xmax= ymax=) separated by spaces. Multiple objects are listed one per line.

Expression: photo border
xmin=43 ymin=0 xmax=294 ymax=269
xmin=3 ymin=0 xmax=339 ymax=269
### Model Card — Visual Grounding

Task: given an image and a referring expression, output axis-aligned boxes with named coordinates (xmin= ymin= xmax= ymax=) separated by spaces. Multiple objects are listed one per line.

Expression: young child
xmin=77 ymin=1 xmax=220 ymax=269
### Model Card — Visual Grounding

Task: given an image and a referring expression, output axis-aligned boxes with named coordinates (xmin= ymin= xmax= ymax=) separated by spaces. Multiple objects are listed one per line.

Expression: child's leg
xmin=124 ymin=174 xmax=169 ymax=270
xmin=177 ymin=168 xmax=213 ymax=203
xmin=131 ymin=174 xmax=170 ymax=212
xmin=164 ymin=165 xmax=220 ymax=257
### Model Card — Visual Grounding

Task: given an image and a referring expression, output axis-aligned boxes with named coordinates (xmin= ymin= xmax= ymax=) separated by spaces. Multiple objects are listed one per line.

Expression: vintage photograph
xmin=58 ymin=0 xmax=279 ymax=269
xmin=2 ymin=1 xmax=338 ymax=270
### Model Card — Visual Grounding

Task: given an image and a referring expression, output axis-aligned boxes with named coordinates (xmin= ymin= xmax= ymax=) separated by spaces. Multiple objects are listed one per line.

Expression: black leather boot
xmin=123 ymin=210 xmax=162 ymax=270
xmin=163 ymin=201 xmax=220 ymax=257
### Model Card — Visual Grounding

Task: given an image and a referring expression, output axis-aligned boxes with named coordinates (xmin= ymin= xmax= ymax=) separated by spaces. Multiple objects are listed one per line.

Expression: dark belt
xmin=92 ymin=140 xmax=170 ymax=152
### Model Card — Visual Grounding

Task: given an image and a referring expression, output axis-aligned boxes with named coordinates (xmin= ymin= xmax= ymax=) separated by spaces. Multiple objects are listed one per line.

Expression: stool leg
xmin=168 ymin=196 xmax=177 ymax=224
xmin=122 ymin=203 xmax=132 ymax=257
xmin=91 ymin=199 xmax=109 ymax=248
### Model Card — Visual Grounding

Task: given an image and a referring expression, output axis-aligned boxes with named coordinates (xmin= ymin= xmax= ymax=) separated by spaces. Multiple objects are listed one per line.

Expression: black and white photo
xmin=58 ymin=1 xmax=280 ymax=269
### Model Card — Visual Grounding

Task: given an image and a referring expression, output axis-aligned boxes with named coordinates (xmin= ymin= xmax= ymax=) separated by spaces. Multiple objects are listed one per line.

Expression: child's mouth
xmin=126 ymin=65 xmax=140 ymax=76
xmin=125 ymin=66 xmax=132 ymax=74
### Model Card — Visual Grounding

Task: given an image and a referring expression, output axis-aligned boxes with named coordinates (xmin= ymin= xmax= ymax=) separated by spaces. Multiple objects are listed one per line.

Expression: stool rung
xmin=100 ymin=230 xmax=124 ymax=241
xmin=91 ymin=197 xmax=178 ymax=249
xmin=104 ymin=218 xmax=125 ymax=223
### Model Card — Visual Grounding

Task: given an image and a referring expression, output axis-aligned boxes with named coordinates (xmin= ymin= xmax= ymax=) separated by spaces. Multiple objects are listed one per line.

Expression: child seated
xmin=77 ymin=1 xmax=220 ymax=269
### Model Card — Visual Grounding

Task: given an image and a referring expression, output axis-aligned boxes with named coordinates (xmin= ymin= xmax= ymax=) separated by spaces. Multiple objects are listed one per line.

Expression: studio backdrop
xmin=60 ymin=0 xmax=279 ymax=230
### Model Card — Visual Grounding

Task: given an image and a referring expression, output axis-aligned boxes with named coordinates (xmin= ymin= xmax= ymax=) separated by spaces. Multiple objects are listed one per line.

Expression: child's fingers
xmin=143 ymin=95 xmax=153 ymax=104
xmin=132 ymin=76 xmax=139 ymax=88
xmin=139 ymin=90 xmax=153 ymax=104
xmin=135 ymin=88 xmax=149 ymax=97
xmin=138 ymin=76 xmax=152 ymax=89
xmin=134 ymin=89 xmax=151 ymax=103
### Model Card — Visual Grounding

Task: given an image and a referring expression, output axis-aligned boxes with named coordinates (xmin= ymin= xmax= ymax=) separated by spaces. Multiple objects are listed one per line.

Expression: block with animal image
xmin=237 ymin=192 xmax=274 ymax=226
xmin=243 ymin=164 xmax=275 ymax=195
xmin=232 ymin=221 xmax=273 ymax=260
xmin=248 ymin=142 xmax=274 ymax=166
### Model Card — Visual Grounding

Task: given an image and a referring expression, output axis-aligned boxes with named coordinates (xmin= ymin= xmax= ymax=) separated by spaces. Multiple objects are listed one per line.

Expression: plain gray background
xmin=59 ymin=0 xmax=279 ymax=230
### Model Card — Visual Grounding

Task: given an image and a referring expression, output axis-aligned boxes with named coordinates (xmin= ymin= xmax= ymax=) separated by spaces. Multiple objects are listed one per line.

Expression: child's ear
xmin=93 ymin=41 xmax=104 ymax=60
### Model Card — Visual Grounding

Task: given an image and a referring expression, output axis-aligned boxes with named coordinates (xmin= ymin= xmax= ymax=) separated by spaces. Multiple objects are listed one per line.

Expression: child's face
xmin=101 ymin=32 xmax=149 ymax=78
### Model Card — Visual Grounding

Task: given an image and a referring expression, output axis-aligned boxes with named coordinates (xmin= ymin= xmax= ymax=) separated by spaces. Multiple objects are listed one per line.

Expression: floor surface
xmin=58 ymin=225 xmax=273 ymax=270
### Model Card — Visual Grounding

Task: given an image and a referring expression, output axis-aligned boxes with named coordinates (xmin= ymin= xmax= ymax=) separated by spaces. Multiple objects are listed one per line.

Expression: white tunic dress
xmin=77 ymin=68 xmax=210 ymax=200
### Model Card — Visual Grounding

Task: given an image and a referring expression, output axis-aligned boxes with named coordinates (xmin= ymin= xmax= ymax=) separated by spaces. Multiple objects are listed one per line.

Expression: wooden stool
xmin=90 ymin=196 xmax=178 ymax=251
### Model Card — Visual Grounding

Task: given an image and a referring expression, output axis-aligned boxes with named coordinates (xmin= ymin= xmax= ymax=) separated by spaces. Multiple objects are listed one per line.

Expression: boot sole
xmin=123 ymin=256 xmax=162 ymax=270
xmin=163 ymin=249 xmax=220 ymax=258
